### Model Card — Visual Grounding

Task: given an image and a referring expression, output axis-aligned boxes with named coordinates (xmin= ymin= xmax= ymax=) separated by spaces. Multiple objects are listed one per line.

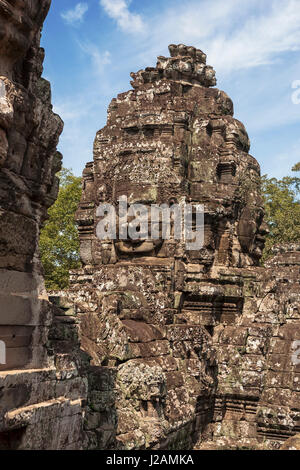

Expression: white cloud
xmin=132 ymin=0 xmax=300 ymax=76
xmin=207 ymin=0 xmax=300 ymax=74
xmin=53 ymin=93 xmax=108 ymax=176
xmin=268 ymin=139 xmax=300 ymax=178
xmin=78 ymin=42 xmax=111 ymax=76
xmin=61 ymin=3 xmax=88 ymax=25
xmin=53 ymin=0 xmax=300 ymax=179
xmin=100 ymin=0 xmax=145 ymax=33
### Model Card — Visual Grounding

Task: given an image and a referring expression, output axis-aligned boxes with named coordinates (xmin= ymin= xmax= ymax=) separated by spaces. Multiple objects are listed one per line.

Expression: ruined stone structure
xmin=201 ymin=242 xmax=300 ymax=449
xmin=0 ymin=1 xmax=299 ymax=451
xmin=0 ymin=0 xmax=87 ymax=449
xmin=69 ymin=44 xmax=300 ymax=450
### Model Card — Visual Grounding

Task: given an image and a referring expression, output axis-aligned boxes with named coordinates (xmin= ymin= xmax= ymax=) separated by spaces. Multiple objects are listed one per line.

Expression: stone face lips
xmin=0 ymin=0 xmax=87 ymax=450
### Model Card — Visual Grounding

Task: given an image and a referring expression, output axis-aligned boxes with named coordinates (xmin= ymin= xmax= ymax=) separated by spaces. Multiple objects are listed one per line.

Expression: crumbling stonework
xmin=0 ymin=2 xmax=298 ymax=449
xmin=202 ymin=243 xmax=300 ymax=450
xmin=66 ymin=44 xmax=300 ymax=450
xmin=0 ymin=0 xmax=87 ymax=449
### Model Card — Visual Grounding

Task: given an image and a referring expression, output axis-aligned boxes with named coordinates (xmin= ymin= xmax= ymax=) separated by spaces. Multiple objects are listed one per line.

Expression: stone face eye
xmin=124 ymin=127 xmax=139 ymax=135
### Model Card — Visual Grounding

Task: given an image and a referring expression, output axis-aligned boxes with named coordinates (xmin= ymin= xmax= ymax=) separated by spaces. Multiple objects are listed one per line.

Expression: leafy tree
xmin=40 ymin=168 xmax=82 ymax=290
xmin=261 ymin=163 xmax=300 ymax=262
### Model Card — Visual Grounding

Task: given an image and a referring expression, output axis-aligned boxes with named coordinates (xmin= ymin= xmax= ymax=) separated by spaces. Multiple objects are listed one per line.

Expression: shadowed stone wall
xmin=0 ymin=0 xmax=87 ymax=450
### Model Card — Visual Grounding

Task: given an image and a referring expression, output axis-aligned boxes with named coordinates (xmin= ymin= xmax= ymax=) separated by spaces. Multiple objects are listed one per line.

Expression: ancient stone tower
xmin=0 ymin=1 xmax=299 ymax=451
xmin=69 ymin=44 xmax=300 ymax=450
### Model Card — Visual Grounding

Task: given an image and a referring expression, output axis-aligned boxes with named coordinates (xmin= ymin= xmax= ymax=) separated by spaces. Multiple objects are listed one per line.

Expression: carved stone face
xmin=77 ymin=44 xmax=266 ymax=269
xmin=113 ymin=194 xmax=166 ymax=256
xmin=238 ymin=206 xmax=269 ymax=261
xmin=95 ymin=114 xmax=187 ymax=258
xmin=73 ymin=45 xmax=271 ymax=448
xmin=114 ymin=205 xmax=160 ymax=256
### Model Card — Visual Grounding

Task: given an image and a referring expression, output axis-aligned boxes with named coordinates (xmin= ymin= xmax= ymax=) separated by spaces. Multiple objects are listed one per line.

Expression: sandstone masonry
xmin=67 ymin=44 xmax=300 ymax=449
xmin=0 ymin=1 xmax=299 ymax=451
xmin=0 ymin=0 xmax=87 ymax=450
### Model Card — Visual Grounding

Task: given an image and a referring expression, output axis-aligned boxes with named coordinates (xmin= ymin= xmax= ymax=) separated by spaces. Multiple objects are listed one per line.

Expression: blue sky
xmin=41 ymin=0 xmax=300 ymax=178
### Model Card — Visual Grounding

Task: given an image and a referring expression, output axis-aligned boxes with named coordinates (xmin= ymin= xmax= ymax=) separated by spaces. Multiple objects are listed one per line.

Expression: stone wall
xmin=0 ymin=2 xmax=298 ymax=450
xmin=64 ymin=44 xmax=300 ymax=450
xmin=55 ymin=45 xmax=288 ymax=449
xmin=201 ymin=244 xmax=300 ymax=449
xmin=0 ymin=0 xmax=87 ymax=449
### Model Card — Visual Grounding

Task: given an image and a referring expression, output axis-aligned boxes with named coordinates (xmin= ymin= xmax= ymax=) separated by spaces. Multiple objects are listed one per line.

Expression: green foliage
xmin=292 ymin=162 xmax=300 ymax=172
xmin=40 ymin=168 xmax=82 ymax=290
xmin=261 ymin=163 xmax=300 ymax=262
